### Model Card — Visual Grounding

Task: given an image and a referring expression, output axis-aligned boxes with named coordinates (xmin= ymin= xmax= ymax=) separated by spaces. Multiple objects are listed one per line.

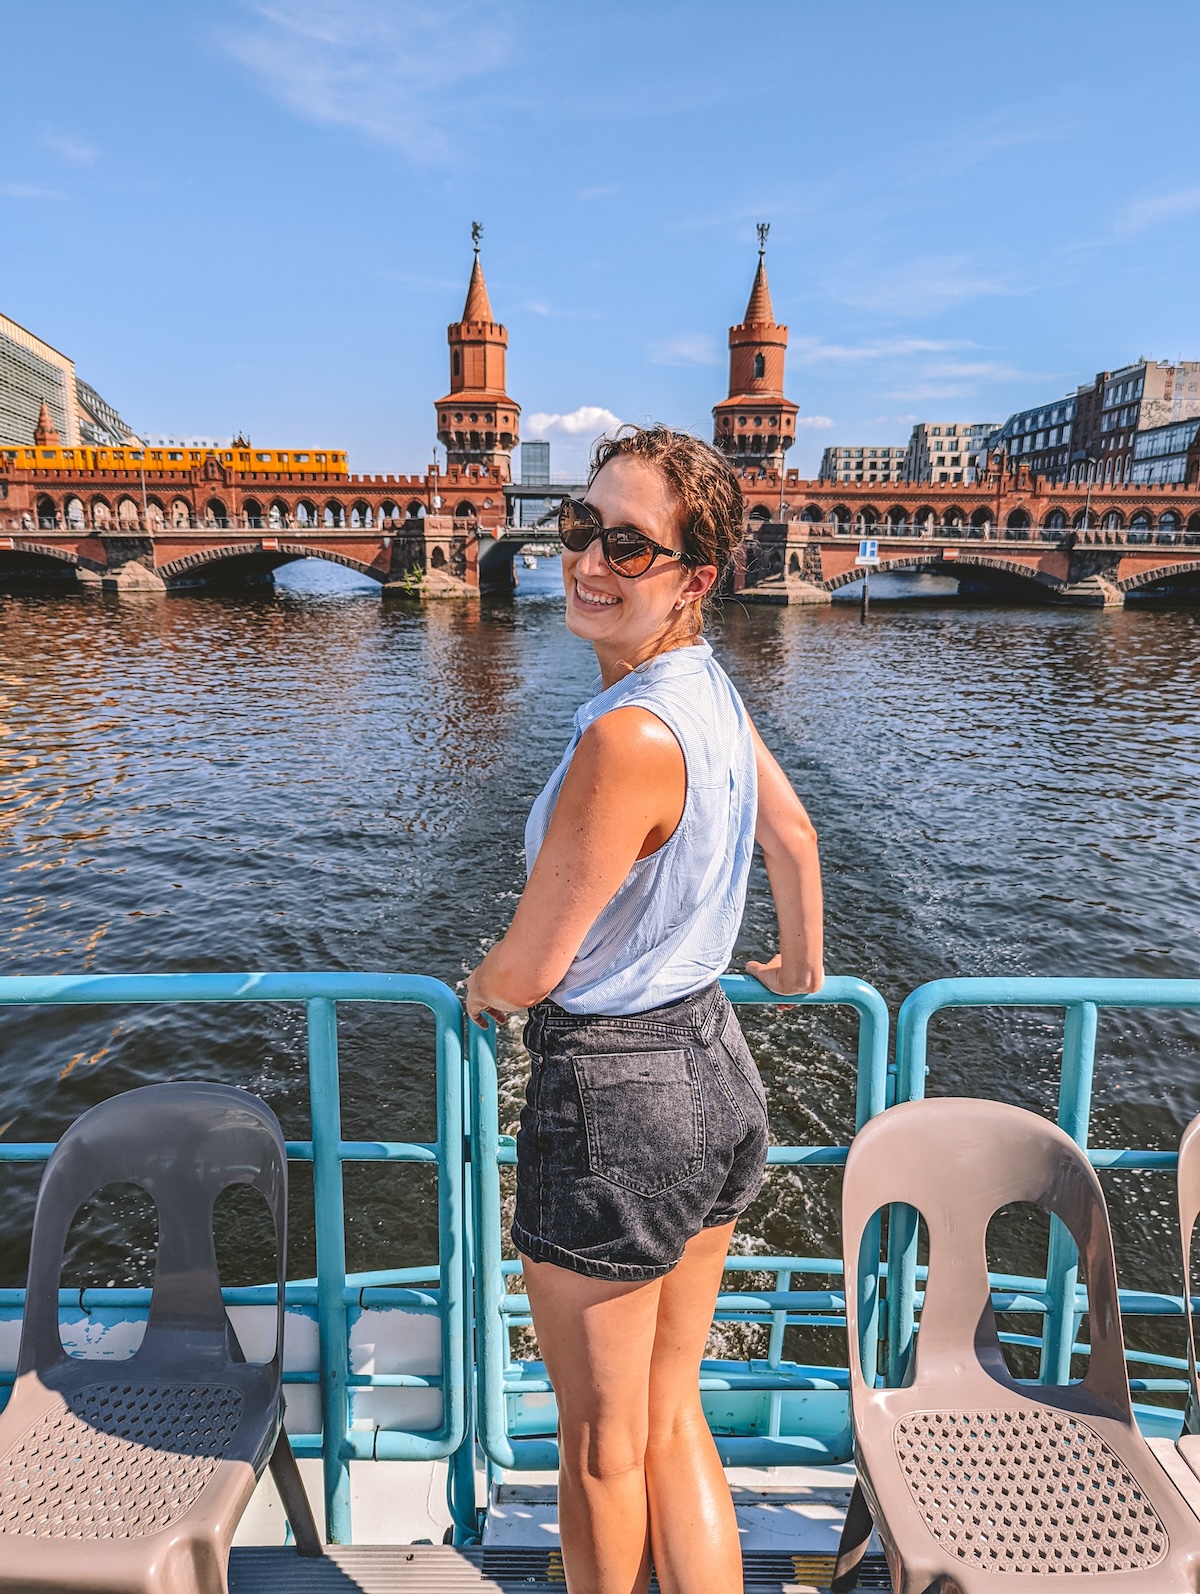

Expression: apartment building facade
xmin=904 ymin=421 xmax=995 ymax=483
xmin=818 ymin=444 xmax=907 ymax=483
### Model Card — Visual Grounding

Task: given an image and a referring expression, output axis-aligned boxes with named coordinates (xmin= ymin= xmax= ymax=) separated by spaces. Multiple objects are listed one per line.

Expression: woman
xmin=465 ymin=425 xmax=823 ymax=1594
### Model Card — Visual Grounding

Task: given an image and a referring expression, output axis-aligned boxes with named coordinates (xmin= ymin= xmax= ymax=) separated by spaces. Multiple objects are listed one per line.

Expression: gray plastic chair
xmin=834 ymin=1097 xmax=1200 ymax=1593
xmin=1176 ymin=1112 xmax=1200 ymax=1480
xmin=0 ymin=1081 xmax=321 ymax=1592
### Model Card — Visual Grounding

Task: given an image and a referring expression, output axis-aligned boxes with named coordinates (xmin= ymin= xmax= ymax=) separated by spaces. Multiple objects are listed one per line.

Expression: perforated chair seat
xmin=894 ymin=1407 xmax=1170 ymax=1576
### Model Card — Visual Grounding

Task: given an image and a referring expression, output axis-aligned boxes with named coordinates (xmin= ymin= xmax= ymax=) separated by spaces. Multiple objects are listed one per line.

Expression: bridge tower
xmin=712 ymin=224 xmax=798 ymax=472
xmin=435 ymin=224 xmax=521 ymax=483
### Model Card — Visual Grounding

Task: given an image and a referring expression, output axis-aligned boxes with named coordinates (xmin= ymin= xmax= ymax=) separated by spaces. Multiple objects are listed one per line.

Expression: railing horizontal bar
xmin=0 ymin=971 xmax=461 ymax=1005
xmin=0 ymin=1285 xmax=442 ymax=1310
xmin=499 ymin=1290 xmax=847 ymax=1315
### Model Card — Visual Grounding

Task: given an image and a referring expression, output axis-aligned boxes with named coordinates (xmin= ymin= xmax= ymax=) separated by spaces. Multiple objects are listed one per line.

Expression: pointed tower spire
xmin=712 ymin=224 xmax=798 ymax=473
xmin=461 ymin=222 xmax=494 ymax=322
xmin=33 ymin=400 xmax=61 ymax=447
xmin=743 ymin=222 xmax=775 ymax=324
xmin=435 ymin=224 xmax=521 ymax=482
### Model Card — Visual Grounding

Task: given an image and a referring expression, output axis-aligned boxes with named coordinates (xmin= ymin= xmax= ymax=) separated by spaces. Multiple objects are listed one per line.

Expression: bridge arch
xmin=243 ymin=498 xmax=264 ymax=527
xmin=268 ymin=499 xmax=287 ymax=528
xmin=820 ymin=549 xmax=1063 ymax=594
xmin=970 ymin=507 xmax=992 ymax=531
xmin=145 ymin=497 xmax=166 ymax=531
xmin=91 ymin=496 xmax=111 ymax=528
xmin=323 ymin=500 xmax=345 ymax=528
xmin=799 ymin=504 xmax=823 ymax=522
xmin=885 ymin=505 xmax=909 ymax=530
xmin=0 ymin=541 xmax=105 ymax=579
xmin=829 ymin=504 xmax=851 ymax=529
xmin=1188 ymin=513 xmax=1200 ymax=538
xmin=943 ymin=504 xmax=966 ymax=529
xmin=1043 ymin=508 xmax=1068 ymax=531
xmin=204 ymin=498 xmax=228 ymax=527
xmin=65 ymin=496 xmax=85 ymax=528
xmin=171 ymin=498 xmax=191 ymax=527
xmin=36 ymin=494 xmax=57 ymax=527
xmin=1117 ymin=560 xmax=1200 ymax=595
xmin=296 ymin=500 xmax=317 ymax=525
xmin=349 ymin=500 xmax=371 ymax=527
xmin=155 ymin=540 xmax=384 ymax=587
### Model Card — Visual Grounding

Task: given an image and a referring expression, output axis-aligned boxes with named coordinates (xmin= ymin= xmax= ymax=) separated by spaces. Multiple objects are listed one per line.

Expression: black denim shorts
xmin=512 ymin=983 xmax=769 ymax=1282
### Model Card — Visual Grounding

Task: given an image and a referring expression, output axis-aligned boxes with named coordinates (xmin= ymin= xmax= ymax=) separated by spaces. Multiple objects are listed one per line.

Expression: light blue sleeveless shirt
xmin=524 ymin=640 xmax=758 ymax=1015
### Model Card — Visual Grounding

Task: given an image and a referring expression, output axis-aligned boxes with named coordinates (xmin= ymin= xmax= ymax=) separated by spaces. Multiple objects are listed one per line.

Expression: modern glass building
xmin=1128 ymin=418 xmax=1200 ymax=486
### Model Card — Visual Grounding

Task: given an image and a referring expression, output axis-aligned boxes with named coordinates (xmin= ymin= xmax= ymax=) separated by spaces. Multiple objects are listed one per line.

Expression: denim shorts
xmin=512 ymin=983 xmax=769 ymax=1282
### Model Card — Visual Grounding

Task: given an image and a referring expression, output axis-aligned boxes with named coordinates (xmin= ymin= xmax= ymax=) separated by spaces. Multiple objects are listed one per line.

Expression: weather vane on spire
xmin=757 ymin=222 xmax=769 ymax=257
xmin=471 ymin=221 xmax=483 ymax=255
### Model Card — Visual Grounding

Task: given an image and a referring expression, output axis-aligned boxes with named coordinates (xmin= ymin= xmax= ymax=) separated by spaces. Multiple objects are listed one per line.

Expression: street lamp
xmin=1083 ymin=457 xmax=1097 ymax=538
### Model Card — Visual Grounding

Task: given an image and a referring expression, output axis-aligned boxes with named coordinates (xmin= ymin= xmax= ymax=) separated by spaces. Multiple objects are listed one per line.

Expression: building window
xmin=753 ymin=354 xmax=765 ymax=379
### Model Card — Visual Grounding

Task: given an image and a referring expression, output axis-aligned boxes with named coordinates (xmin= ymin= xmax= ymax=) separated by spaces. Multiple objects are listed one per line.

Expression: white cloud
xmin=41 ymin=131 xmax=98 ymax=166
xmin=796 ymin=414 xmax=836 ymax=429
xmin=651 ymin=334 xmax=722 ymax=366
xmin=830 ymin=256 xmax=1012 ymax=318
xmin=1118 ymin=188 xmax=1200 ymax=235
xmin=220 ymin=0 xmax=511 ymax=160
xmin=526 ymin=405 xmax=624 ymax=438
xmin=0 ymin=182 xmax=63 ymax=199
xmin=792 ymin=336 xmax=975 ymax=365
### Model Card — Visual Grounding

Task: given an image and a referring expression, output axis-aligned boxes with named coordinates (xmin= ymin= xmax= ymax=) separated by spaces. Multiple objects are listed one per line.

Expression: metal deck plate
xmin=228 ymin=1545 xmax=895 ymax=1591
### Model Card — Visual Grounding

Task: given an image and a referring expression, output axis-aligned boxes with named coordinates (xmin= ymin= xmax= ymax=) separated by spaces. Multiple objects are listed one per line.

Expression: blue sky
xmin=4 ymin=1 xmax=1200 ymax=479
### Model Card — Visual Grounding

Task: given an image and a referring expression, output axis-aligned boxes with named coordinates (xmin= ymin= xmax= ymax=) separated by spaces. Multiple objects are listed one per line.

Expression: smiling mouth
xmin=573 ymin=578 xmax=621 ymax=610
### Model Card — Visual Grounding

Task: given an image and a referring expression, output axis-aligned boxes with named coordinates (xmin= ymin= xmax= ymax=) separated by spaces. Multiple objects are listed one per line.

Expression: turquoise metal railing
xmin=0 ymin=972 xmax=466 ymax=1545
xmin=5 ymin=970 xmax=1200 ymax=1544
xmin=888 ymin=976 xmax=1200 ymax=1429
xmin=469 ymin=973 xmax=890 ymax=1472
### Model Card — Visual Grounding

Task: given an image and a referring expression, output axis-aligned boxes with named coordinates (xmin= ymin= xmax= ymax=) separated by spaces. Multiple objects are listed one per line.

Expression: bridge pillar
xmin=382 ymin=515 xmax=479 ymax=597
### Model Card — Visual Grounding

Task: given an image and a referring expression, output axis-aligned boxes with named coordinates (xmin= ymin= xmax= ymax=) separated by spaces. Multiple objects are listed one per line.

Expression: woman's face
xmin=561 ymin=455 xmax=716 ymax=658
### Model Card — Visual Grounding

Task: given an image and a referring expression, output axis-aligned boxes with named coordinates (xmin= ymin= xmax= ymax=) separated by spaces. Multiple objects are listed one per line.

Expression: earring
xmin=675 ymin=598 xmax=686 ymax=610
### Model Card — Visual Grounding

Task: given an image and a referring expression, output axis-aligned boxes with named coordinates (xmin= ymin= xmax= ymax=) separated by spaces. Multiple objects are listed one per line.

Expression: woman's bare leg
xmin=522 ymin=1256 xmax=663 ymax=1594
xmin=645 ymin=1220 xmax=741 ymax=1594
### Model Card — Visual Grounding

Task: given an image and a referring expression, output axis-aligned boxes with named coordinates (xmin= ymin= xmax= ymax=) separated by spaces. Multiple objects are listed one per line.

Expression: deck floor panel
xmin=227 ymin=1545 xmax=895 ymax=1591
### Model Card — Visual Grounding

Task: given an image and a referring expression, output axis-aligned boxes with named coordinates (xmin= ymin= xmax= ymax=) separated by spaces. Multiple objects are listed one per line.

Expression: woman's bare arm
xmin=464 ymin=707 xmax=685 ymax=1025
xmin=744 ymin=720 xmax=824 ymax=995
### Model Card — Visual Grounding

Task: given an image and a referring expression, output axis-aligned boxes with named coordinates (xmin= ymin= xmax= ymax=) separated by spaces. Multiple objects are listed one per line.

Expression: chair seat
xmin=894 ymin=1407 xmax=1170 ymax=1575
xmin=0 ymin=1379 xmax=250 ymax=1540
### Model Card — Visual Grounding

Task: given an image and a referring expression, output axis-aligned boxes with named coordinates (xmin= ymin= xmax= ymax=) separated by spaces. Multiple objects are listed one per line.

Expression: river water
xmin=2 ymin=561 xmax=1199 ymax=1371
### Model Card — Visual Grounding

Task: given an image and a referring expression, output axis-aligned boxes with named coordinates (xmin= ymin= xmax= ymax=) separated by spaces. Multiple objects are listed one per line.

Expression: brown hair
xmin=588 ymin=425 xmax=744 ymax=602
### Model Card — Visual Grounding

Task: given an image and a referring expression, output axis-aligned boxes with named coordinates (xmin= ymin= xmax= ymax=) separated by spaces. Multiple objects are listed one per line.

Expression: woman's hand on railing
xmin=745 ymin=954 xmax=824 ymax=997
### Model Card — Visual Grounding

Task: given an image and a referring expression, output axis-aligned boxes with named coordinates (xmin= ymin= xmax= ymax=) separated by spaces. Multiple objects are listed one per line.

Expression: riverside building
xmin=1069 ymin=360 xmax=1200 ymax=485
xmin=819 ymin=445 xmax=907 ymax=483
xmin=905 ymin=421 xmax=997 ymax=484
xmin=0 ymin=312 xmax=138 ymax=449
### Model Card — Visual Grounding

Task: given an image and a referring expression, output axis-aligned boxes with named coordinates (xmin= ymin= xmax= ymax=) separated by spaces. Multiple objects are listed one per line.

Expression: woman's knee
xmin=558 ymin=1410 xmax=649 ymax=1485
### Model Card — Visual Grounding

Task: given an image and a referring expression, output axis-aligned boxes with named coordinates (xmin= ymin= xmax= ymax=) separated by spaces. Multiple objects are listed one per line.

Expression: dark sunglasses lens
xmin=558 ymin=499 xmax=598 ymax=551
xmin=603 ymin=530 xmax=655 ymax=576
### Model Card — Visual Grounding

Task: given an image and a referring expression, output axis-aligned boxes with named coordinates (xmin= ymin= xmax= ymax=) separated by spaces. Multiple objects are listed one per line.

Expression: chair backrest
xmin=843 ymin=1096 xmax=1130 ymax=1413
xmin=19 ymin=1082 xmax=287 ymax=1380
xmin=1178 ymin=1113 xmax=1200 ymax=1433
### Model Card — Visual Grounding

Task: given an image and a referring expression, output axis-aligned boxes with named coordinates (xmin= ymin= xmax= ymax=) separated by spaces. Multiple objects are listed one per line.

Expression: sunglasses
xmin=557 ymin=497 xmax=691 ymax=579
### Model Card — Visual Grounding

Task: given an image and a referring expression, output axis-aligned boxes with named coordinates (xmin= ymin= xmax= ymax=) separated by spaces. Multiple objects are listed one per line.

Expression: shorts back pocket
xmin=573 ymin=1049 xmax=704 ymax=1197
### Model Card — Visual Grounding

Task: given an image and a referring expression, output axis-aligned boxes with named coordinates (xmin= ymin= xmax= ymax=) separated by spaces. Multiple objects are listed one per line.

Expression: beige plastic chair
xmin=1176 ymin=1112 xmax=1200 ymax=1483
xmin=0 ymin=1081 xmax=321 ymax=1592
xmin=834 ymin=1097 xmax=1200 ymax=1593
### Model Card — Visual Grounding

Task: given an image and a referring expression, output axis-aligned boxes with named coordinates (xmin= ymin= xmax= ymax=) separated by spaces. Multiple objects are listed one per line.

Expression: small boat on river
xmin=3 ymin=968 xmax=1200 ymax=1591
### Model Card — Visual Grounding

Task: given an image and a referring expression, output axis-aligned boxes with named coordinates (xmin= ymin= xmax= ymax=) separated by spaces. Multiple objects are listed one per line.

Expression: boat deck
xmin=228 ymin=1544 xmax=895 ymax=1591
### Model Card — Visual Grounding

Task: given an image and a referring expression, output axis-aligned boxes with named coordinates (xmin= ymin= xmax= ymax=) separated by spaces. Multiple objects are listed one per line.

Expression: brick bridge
xmin=4 ymin=453 xmax=1200 ymax=604
xmin=730 ymin=469 xmax=1200 ymax=607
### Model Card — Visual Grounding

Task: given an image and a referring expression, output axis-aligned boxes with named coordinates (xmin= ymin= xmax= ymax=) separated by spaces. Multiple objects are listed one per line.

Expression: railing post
xmin=853 ymin=991 xmax=890 ymax=1387
xmin=308 ymin=996 xmax=352 ymax=1542
xmin=1040 ymin=1000 xmax=1098 ymax=1384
